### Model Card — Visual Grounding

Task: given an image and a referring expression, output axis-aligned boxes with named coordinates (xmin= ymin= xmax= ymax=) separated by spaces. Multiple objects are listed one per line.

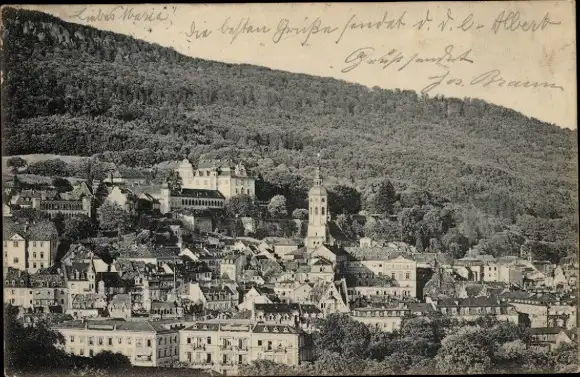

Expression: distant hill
xmin=1 ymin=7 xmax=578 ymax=224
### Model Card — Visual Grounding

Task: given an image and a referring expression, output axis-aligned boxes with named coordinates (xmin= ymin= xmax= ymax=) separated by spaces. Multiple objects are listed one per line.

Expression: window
xmin=89 ymin=350 xmax=94 ymax=357
xmin=187 ymin=352 xmax=192 ymax=362
xmin=40 ymin=242 xmax=44 ymax=247
xmin=70 ymin=336 xmax=75 ymax=343
xmin=80 ymin=348 xmax=84 ymax=356
xmin=127 ymin=337 xmax=132 ymax=345
xmin=207 ymin=337 xmax=212 ymax=345
xmin=267 ymin=341 xmax=272 ymax=350
xmin=405 ymin=272 xmax=410 ymax=280
xmin=98 ymin=337 xmax=103 ymax=346
xmin=33 ymin=252 xmax=37 ymax=258
xmin=33 ymin=263 xmax=37 ymax=269
xmin=108 ymin=338 xmax=113 ymax=346
xmin=88 ymin=337 xmax=94 ymax=345
xmin=40 ymin=252 xmax=44 ymax=259
xmin=147 ymin=339 xmax=152 ymax=347
xmin=13 ymin=241 xmax=19 ymax=248
xmin=207 ymin=353 xmax=212 ymax=363
xmin=40 ymin=263 xmax=44 ymax=268
xmin=13 ymin=258 xmax=19 ymax=264
xmin=258 ymin=340 xmax=262 ymax=346
xmin=321 ymin=207 xmax=325 ymax=215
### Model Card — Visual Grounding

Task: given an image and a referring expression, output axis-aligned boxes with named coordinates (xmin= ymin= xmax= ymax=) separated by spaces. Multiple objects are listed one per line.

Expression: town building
xmin=350 ymin=305 xmax=411 ymax=332
xmin=176 ymin=159 xmax=255 ymax=199
xmin=3 ymin=220 xmax=59 ymax=275
xmin=179 ymin=319 xmax=312 ymax=374
xmin=53 ymin=319 xmax=180 ymax=367
xmin=31 ymin=183 xmax=94 ymax=218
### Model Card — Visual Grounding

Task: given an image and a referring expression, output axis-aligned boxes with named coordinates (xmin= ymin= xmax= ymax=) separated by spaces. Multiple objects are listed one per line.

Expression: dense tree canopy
xmin=241 ymin=313 xmax=576 ymax=376
xmin=1 ymin=7 xmax=577 ymax=261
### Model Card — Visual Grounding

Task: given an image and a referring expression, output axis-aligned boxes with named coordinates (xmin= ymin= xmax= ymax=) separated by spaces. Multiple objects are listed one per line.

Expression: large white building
xmin=176 ymin=159 xmax=255 ymax=199
xmin=53 ymin=319 xmax=180 ymax=367
xmin=3 ymin=221 xmax=59 ymax=275
xmin=179 ymin=319 xmax=312 ymax=375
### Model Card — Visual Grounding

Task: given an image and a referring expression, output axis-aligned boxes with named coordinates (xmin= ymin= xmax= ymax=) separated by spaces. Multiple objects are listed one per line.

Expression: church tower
xmin=306 ymin=154 xmax=329 ymax=251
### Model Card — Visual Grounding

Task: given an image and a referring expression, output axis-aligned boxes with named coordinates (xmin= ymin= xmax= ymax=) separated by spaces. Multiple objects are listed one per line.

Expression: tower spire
xmin=314 ymin=152 xmax=323 ymax=186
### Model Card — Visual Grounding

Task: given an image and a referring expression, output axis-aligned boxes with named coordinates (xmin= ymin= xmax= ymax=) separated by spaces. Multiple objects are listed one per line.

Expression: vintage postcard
xmin=1 ymin=2 xmax=578 ymax=376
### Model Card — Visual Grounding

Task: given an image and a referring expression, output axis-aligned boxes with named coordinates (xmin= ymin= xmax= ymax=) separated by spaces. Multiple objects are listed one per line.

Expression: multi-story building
xmin=32 ymin=183 xmax=93 ymax=218
xmin=179 ymin=319 xmax=312 ymax=374
xmin=4 ymin=268 xmax=33 ymax=309
xmin=30 ymin=270 xmax=67 ymax=310
xmin=220 ymin=254 xmax=246 ymax=281
xmin=501 ymin=291 xmax=577 ymax=329
xmin=273 ymin=281 xmax=313 ymax=304
xmin=345 ymin=254 xmax=418 ymax=298
xmin=165 ymin=188 xmax=226 ymax=212
xmin=63 ymin=261 xmax=97 ymax=308
xmin=306 ymin=258 xmax=335 ymax=283
xmin=53 ymin=319 xmax=180 ymax=367
xmin=176 ymin=159 xmax=255 ymax=199
xmin=3 ymin=220 xmax=59 ymax=275
xmin=430 ymin=296 xmax=519 ymax=323
xmin=26 ymin=222 xmax=59 ymax=274
xmin=3 ymin=230 xmax=27 ymax=273
xmin=350 ymin=305 xmax=411 ymax=332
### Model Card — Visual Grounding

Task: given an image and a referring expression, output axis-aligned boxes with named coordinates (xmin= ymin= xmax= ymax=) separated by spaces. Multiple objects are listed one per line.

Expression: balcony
xmin=191 ymin=361 xmax=213 ymax=366
xmin=264 ymin=346 xmax=287 ymax=353
xmin=220 ymin=345 xmax=248 ymax=352
xmin=192 ymin=344 xmax=206 ymax=351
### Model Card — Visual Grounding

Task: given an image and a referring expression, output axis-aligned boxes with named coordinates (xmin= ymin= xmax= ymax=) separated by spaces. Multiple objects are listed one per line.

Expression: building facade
xmin=305 ymin=164 xmax=329 ymax=251
xmin=54 ymin=320 xmax=180 ymax=367
xmin=176 ymin=159 xmax=255 ymax=199
xmin=179 ymin=320 xmax=311 ymax=374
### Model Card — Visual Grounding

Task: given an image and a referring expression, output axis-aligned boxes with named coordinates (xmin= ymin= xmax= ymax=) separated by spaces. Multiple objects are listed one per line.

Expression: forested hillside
xmin=1 ymin=8 xmax=577 ymax=231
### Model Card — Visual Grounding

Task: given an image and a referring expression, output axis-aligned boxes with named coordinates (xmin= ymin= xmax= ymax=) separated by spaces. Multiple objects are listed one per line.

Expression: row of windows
xmin=69 ymin=346 xmax=177 ymax=359
xmin=72 ymin=336 xmax=154 ymax=347
xmin=177 ymin=198 xmax=223 ymax=207
xmin=354 ymin=310 xmax=409 ymax=317
xmin=360 ymin=263 xmax=414 ymax=270
xmin=309 ymin=207 xmax=326 ymax=216
xmin=41 ymin=202 xmax=83 ymax=210
xmin=4 ymin=241 xmax=49 ymax=248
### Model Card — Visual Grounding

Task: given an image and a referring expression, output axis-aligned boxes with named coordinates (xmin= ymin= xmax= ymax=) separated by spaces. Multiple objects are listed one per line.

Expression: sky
xmin=15 ymin=2 xmax=577 ymax=129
